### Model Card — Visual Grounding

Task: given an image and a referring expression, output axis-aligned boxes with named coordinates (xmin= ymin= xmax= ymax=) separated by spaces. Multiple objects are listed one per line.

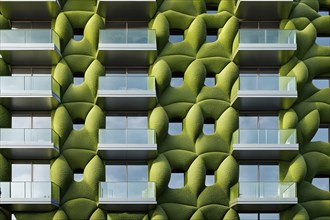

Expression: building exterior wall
xmin=0 ymin=0 xmax=329 ymax=219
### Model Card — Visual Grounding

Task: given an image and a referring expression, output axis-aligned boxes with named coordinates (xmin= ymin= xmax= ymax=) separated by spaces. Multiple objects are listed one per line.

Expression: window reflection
xmin=311 ymin=127 xmax=329 ymax=142
xmin=205 ymin=174 xmax=215 ymax=186
xmin=312 ymin=79 xmax=330 ymax=89
xmin=239 ymin=115 xmax=278 ymax=129
xmin=205 ymin=77 xmax=215 ymax=86
xmin=239 ymin=213 xmax=279 ymax=220
xmin=106 ymin=164 xmax=148 ymax=182
xmin=169 ymin=120 xmax=182 ymax=135
xmin=312 ymin=177 xmax=330 ymax=191
xmin=239 ymin=163 xmax=279 ymax=182
xmin=106 ymin=115 xmax=148 ymax=129
xmin=171 ymin=77 xmax=183 ymax=87
xmin=203 ymin=119 xmax=215 ymax=134
xmin=12 ymin=114 xmax=50 ymax=128
xmin=316 ymin=37 xmax=330 ymax=46
xmin=169 ymin=172 xmax=184 ymax=189
xmin=169 ymin=29 xmax=184 ymax=43
xmin=12 ymin=163 xmax=50 ymax=181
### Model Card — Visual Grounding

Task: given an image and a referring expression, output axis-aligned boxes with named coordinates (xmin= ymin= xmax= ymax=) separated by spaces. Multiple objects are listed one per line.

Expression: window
xmin=239 ymin=115 xmax=279 ymax=129
xmin=169 ymin=172 xmax=184 ymax=189
xmin=73 ymin=169 xmax=84 ymax=182
xmin=73 ymin=72 xmax=84 ymax=85
xmin=311 ymin=126 xmax=329 ymax=142
xmin=171 ymin=72 xmax=184 ymax=87
xmin=206 ymin=29 xmax=218 ymax=42
xmin=206 ymin=4 xmax=217 ymax=14
xmin=12 ymin=163 xmax=50 ymax=181
xmin=239 ymin=21 xmax=279 ymax=29
xmin=73 ymin=28 xmax=84 ymax=41
xmin=312 ymin=177 xmax=330 ymax=191
xmin=73 ymin=118 xmax=85 ymax=130
xmin=316 ymin=37 xmax=330 ymax=46
xmin=205 ymin=171 xmax=215 ymax=186
xmin=203 ymin=119 xmax=215 ymax=134
xmin=312 ymin=79 xmax=329 ymax=89
xmin=239 ymin=213 xmax=279 ymax=220
xmin=318 ymin=10 xmax=329 ymax=16
xmin=106 ymin=115 xmax=148 ymax=129
xmin=169 ymin=118 xmax=182 ymax=135
xmin=106 ymin=163 xmax=148 ymax=182
xmin=205 ymin=75 xmax=216 ymax=86
xmin=169 ymin=29 xmax=184 ymax=43
xmin=12 ymin=114 xmax=51 ymax=128
xmin=104 ymin=68 xmax=149 ymax=90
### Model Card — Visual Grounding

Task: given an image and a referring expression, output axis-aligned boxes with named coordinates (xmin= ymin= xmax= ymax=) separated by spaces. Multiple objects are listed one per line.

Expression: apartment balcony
xmin=0 ymin=0 xmax=61 ymax=20
xmin=97 ymin=29 xmax=157 ymax=66
xmin=97 ymin=0 xmax=156 ymax=20
xmin=233 ymin=29 xmax=296 ymax=66
xmin=231 ymin=129 xmax=298 ymax=160
xmin=98 ymin=129 xmax=157 ymax=160
xmin=0 ymin=181 xmax=60 ymax=211
xmin=235 ymin=0 xmax=293 ymax=20
xmin=230 ymin=182 xmax=297 ymax=212
xmin=99 ymin=181 xmax=156 ymax=211
xmin=0 ymin=29 xmax=61 ymax=65
xmin=0 ymin=76 xmax=61 ymax=110
xmin=0 ymin=129 xmax=59 ymax=159
xmin=231 ymin=75 xmax=297 ymax=110
xmin=97 ymin=75 xmax=157 ymax=110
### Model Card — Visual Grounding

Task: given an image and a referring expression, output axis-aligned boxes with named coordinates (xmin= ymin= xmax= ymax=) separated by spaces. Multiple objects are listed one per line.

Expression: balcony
xmin=97 ymin=0 xmax=156 ymax=20
xmin=99 ymin=181 xmax=156 ymax=211
xmin=97 ymin=29 xmax=157 ymax=66
xmin=233 ymin=29 xmax=296 ymax=66
xmin=235 ymin=0 xmax=293 ymax=20
xmin=0 ymin=76 xmax=61 ymax=110
xmin=0 ymin=129 xmax=59 ymax=159
xmin=0 ymin=181 xmax=60 ymax=211
xmin=98 ymin=129 xmax=157 ymax=160
xmin=231 ymin=75 xmax=297 ymax=110
xmin=0 ymin=0 xmax=61 ymax=20
xmin=230 ymin=182 xmax=297 ymax=212
xmin=232 ymin=129 xmax=298 ymax=160
xmin=97 ymin=75 xmax=157 ymax=110
xmin=0 ymin=29 xmax=61 ymax=65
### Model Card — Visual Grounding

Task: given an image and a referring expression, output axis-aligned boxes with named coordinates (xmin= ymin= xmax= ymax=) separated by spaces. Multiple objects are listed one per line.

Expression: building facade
xmin=0 ymin=0 xmax=329 ymax=219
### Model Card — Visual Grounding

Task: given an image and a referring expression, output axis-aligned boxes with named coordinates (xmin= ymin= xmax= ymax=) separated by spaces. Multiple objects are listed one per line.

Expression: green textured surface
xmin=0 ymin=0 xmax=329 ymax=219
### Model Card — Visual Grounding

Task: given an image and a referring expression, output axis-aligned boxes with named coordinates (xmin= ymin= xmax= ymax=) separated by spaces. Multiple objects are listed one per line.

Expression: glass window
xmin=12 ymin=163 xmax=50 ymax=181
xmin=73 ymin=118 xmax=85 ymax=130
xmin=239 ymin=115 xmax=278 ymax=129
xmin=239 ymin=213 xmax=279 ymax=220
xmin=203 ymin=119 xmax=215 ymax=134
xmin=318 ymin=10 xmax=329 ymax=16
xmin=312 ymin=127 xmax=329 ymax=142
xmin=206 ymin=4 xmax=217 ymax=14
xmin=206 ymin=29 xmax=218 ymax=42
xmin=106 ymin=164 xmax=148 ymax=182
xmin=312 ymin=177 xmax=330 ymax=191
xmin=106 ymin=115 xmax=148 ymax=129
xmin=33 ymin=164 xmax=50 ymax=181
xmin=239 ymin=163 xmax=279 ymax=182
xmin=316 ymin=37 xmax=330 ymax=46
xmin=169 ymin=29 xmax=184 ymax=43
xmin=73 ymin=169 xmax=84 ymax=182
xmin=73 ymin=72 xmax=84 ymax=85
xmin=312 ymin=79 xmax=330 ymax=89
xmin=32 ymin=116 xmax=51 ymax=128
xmin=171 ymin=77 xmax=183 ymax=87
xmin=205 ymin=173 xmax=215 ymax=186
xmin=169 ymin=172 xmax=184 ymax=189
xmin=205 ymin=76 xmax=216 ymax=86
xmin=12 ymin=114 xmax=51 ymax=128
xmin=73 ymin=28 xmax=84 ymax=41
xmin=12 ymin=116 xmax=31 ymax=128
xmin=169 ymin=119 xmax=182 ymax=135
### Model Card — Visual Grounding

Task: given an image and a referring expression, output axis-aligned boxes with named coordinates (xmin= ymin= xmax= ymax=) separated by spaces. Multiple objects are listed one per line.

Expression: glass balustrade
xmin=98 ymin=76 xmax=155 ymax=91
xmin=231 ymin=182 xmax=296 ymax=200
xmin=232 ymin=129 xmax=297 ymax=145
xmin=99 ymin=29 xmax=156 ymax=44
xmin=99 ymin=129 xmax=155 ymax=145
xmin=99 ymin=182 xmax=155 ymax=200
xmin=0 ymin=29 xmax=59 ymax=46
xmin=239 ymin=29 xmax=296 ymax=45
xmin=0 ymin=128 xmax=58 ymax=144
xmin=239 ymin=76 xmax=296 ymax=92
xmin=0 ymin=181 xmax=59 ymax=200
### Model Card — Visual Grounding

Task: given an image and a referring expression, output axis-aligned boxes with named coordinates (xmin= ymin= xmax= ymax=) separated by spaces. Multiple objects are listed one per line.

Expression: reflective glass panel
xmin=12 ymin=116 xmax=31 ymax=128
xmin=106 ymin=165 xmax=126 ymax=182
xmin=260 ymin=213 xmax=279 ymax=220
xmin=32 ymin=116 xmax=51 ymax=128
xmin=239 ymin=165 xmax=258 ymax=181
xmin=169 ymin=122 xmax=182 ymax=135
xmin=239 ymin=213 xmax=258 ymax=220
xmin=33 ymin=164 xmax=50 ymax=181
xmin=12 ymin=164 xmax=31 ymax=181
xmin=169 ymin=35 xmax=184 ymax=43
xmin=106 ymin=116 xmax=126 ymax=129
xmin=203 ymin=123 xmax=214 ymax=134
xmin=259 ymin=116 xmax=278 ymax=129
xmin=312 ymin=177 xmax=330 ymax=191
xmin=239 ymin=116 xmax=258 ymax=129
xmin=127 ymin=116 xmax=148 ymax=129
xmin=128 ymin=165 xmax=148 ymax=182
xmin=312 ymin=79 xmax=330 ymax=89
xmin=206 ymin=35 xmax=217 ymax=42
xmin=312 ymin=128 xmax=329 ymax=142
xmin=205 ymin=174 xmax=214 ymax=186
xmin=316 ymin=37 xmax=330 ymax=46
xmin=169 ymin=173 xmax=184 ymax=188
xmin=205 ymin=77 xmax=215 ymax=86
xmin=171 ymin=77 xmax=183 ymax=87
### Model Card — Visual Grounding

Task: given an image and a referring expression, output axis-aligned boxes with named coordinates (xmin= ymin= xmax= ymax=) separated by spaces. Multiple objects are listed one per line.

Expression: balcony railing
xmin=99 ymin=129 xmax=155 ymax=145
xmin=232 ymin=129 xmax=297 ymax=145
xmin=231 ymin=181 xmax=296 ymax=200
xmin=0 ymin=76 xmax=61 ymax=98
xmin=98 ymin=76 xmax=155 ymax=91
xmin=100 ymin=182 xmax=155 ymax=200
xmin=238 ymin=29 xmax=296 ymax=45
xmin=0 ymin=29 xmax=60 ymax=47
xmin=238 ymin=76 xmax=296 ymax=92
xmin=0 ymin=181 xmax=60 ymax=202
xmin=99 ymin=29 xmax=156 ymax=45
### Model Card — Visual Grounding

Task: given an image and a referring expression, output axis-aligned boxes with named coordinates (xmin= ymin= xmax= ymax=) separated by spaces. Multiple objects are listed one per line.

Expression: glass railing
xmin=0 ymin=29 xmax=60 ymax=48
xmin=231 ymin=182 xmax=296 ymax=200
xmin=0 ymin=76 xmax=61 ymax=97
xmin=0 ymin=181 xmax=60 ymax=201
xmin=99 ymin=129 xmax=156 ymax=145
xmin=238 ymin=29 xmax=296 ymax=44
xmin=99 ymin=29 xmax=156 ymax=44
xmin=98 ymin=76 xmax=155 ymax=91
xmin=99 ymin=182 xmax=155 ymax=200
xmin=0 ymin=128 xmax=59 ymax=146
xmin=232 ymin=129 xmax=297 ymax=145
xmin=239 ymin=76 xmax=296 ymax=92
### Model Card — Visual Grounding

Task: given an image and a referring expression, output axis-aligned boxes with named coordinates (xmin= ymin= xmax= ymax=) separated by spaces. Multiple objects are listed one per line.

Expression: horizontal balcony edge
xmin=232 ymin=143 xmax=299 ymax=150
xmin=0 ymin=43 xmax=59 ymax=51
xmin=237 ymin=44 xmax=297 ymax=51
xmin=236 ymin=91 xmax=297 ymax=98
xmin=98 ymin=43 xmax=156 ymax=50
xmin=98 ymin=143 xmax=157 ymax=150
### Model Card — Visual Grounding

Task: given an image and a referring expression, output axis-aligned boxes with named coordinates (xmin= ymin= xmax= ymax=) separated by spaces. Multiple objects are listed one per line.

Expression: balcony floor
xmin=99 ymin=199 xmax=156 ymax=212
xmin=0 ymin=198 xmax=59 ymax=212
xmin=98 ymin=143 xmax=157 ymax=160
xmin=230 ymin=197 xmax=297 ymax=212
xmin=231 ymin=91 xmax=297 ymax=110
xmin=0 ymin=143 xmax=59 ymax=159
xmin=232 ymin=144 xmax=299 ymax=160
xmin=0 ymin=95 xmax=60 ymax=111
